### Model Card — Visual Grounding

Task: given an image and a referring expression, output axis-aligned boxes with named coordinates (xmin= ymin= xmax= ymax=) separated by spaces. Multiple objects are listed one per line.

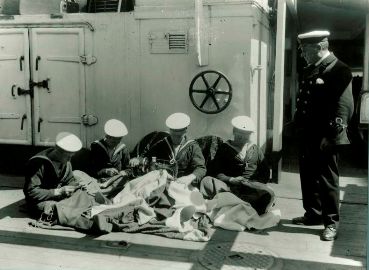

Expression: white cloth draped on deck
xmin=90 ymin=169 xmax=281 ymax=234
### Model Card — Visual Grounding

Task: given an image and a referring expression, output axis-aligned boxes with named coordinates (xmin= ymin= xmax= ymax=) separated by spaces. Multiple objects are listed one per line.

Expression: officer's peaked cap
xmin=298 ymin=30 xmax=330 ymax=45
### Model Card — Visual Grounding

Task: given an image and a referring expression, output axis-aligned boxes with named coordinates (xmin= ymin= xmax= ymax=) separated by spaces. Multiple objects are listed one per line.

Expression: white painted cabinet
xmin=0 ymin=29 xmax=32 ymax=145
xmin=0 ymin=27 xmax=86 ymax=146
xmin=31 ymin=28 xmax=86 ymax=146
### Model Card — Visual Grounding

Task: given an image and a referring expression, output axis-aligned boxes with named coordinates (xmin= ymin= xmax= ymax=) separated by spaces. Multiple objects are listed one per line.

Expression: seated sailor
xmin=129 ymin=112 xmax=206 ymax=188
xmin=90 ymin=119 xmax=131 ymax=197
xmin=200 ymin=116 xmax=273 ymax=215
xmin=23 ymin=132 xmax=82 ymax=216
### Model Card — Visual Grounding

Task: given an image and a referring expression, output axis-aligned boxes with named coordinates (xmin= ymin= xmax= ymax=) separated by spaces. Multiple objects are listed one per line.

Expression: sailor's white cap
xmin=104 ymin=119 xmax=128 ymax=138
xmin=166 ymin=112 xmax=190 ymax=130
xmin=298 ymin=30 xmax=330 ymax=44
xmin=56 ymin=132 xmax=82 ymax=152
xmin=231 ymin=116 xmax=256 ymax=133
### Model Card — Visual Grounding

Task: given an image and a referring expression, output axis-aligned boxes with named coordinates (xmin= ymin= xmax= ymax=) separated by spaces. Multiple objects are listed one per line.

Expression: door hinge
xmin=80 ymin=55 xmax=97 ymax=65
xmin=81 ymin=114 xmax=98 ymax=126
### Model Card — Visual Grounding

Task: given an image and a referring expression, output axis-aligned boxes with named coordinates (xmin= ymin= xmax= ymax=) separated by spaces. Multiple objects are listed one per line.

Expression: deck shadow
xmin=0 ymin=198 xmax=28 ymax=219
xmin=268 ymin=218 xmax=322 ymax=236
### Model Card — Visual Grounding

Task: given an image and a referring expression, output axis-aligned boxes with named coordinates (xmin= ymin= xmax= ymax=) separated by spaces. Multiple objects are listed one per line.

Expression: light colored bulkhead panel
xmin=0 ymin=28 xmax=32 ymax=145
xmin=31 ymin=27 xmax=86 ymax=146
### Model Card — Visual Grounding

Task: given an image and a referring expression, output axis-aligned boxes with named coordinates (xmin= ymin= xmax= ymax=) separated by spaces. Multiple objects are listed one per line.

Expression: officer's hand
xmin=129 ymin=157 xmax=141 ymax=167
xmin=229 ymin=176 xmax=245 ymax=185
xmin=320 ymin=137 xmax=332 ymax=151
xmin=104 ymin=168 xmax=119 ymax=176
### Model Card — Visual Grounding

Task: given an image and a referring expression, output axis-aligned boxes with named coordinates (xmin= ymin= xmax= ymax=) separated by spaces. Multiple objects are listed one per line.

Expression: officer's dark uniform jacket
xmin=294 ymin=53 xmax=354 ymax=145
xmin=23 ymin=148 xmax=77 ymax=208
xmin=90 ymin=139 xmax=130 ymax=178
xmin=145 ymin=135 xmax=206 ymax=186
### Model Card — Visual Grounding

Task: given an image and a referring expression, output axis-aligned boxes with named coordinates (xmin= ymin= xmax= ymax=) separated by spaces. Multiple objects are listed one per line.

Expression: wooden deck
xmin=0 ymin=164 xmax=367 ymax=270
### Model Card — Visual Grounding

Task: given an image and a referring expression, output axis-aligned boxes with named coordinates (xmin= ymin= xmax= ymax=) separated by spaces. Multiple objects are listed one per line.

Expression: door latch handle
xmin=17 ymin=87 xmax=33 ymax=98
xmin=21 ymin=114 xmax=27 ymax=130
xmin=31 ymin=79 xmax=50 ymax=93
xmin=20 ymin=56 xmax=24 ymax=71
xmin=11 ymin=85 xmax=17 ymax=99
xmin=38 ymin=118 xmax=43 ymax=132
xmin=35 ymin=56 xmax=41 ymax=71
xmin=43 ymin=78 xmax=50 ymax=92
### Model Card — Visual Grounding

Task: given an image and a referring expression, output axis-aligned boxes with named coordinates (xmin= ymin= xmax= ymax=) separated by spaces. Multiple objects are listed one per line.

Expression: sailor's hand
xmin=129 ymin=157 xmax=141 ymax=167
xmin=55 ymin=186 xmax=78 ymax=197
xmin=176 ymin=176 xmax=194 ymax=186
xmin=104 ymin=168 xmax=119 ymax=176
xmin=166 ymin=172 xmax=174 ymax=181
xmin=229 ymin=176 xmax=245 ymax=185
xmin=99 ymin=182 xmax=109 ymax=189
xmin=119 ymin=170 xmax=128 ymax=177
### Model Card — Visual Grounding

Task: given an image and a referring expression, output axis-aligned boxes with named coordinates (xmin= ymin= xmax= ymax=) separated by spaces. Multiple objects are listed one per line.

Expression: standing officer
xmin=292 ymin=30 xmax=354 ymax=241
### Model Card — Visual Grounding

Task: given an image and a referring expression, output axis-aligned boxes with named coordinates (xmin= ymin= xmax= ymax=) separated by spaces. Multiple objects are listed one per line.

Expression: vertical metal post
xmin=272 ymin=0 xmax=286 ymax=182
xmin=365 ymin=14 xmax=369 ymax=270
xmin=290 ymin=25 xmax=298 ymax=120
xmin=117 ymin=0 xmax=122 ymax=13
xmin=364 ymin=15 xmax=369 ymax=92
xmin=195 ymin=0 xmax=208 ymax=66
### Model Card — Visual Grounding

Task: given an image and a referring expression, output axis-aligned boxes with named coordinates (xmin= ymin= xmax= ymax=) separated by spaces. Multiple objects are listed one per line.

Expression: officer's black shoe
xmin=292 ymin=216 xmax=323 ymax=226
xmin=321 ymin=225 xmax=338 ymax=241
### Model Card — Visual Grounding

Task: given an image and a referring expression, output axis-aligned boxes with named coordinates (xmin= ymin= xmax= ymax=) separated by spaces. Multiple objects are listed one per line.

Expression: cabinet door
xmin=0 ymin=29 xmax=32 ymax=145
xmin=30 ymin=28 xmax=86 ymax=146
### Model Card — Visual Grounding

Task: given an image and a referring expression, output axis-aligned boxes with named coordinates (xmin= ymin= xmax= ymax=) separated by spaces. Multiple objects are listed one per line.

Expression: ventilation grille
xmin=168 ymin=33 xmax=186 ymax=50
xmin=88 ymin=0 xmax=135 ymax=12
xmin=149 ymin=31 xmax=188 ymax=54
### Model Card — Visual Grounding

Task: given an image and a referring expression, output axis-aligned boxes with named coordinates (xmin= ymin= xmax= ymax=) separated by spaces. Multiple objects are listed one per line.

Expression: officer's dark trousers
xmin=298 ymin=136 xmax=339 ymax=228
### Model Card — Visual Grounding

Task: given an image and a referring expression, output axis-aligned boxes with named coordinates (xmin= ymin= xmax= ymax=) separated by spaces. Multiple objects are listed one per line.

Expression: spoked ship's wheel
xmin=189 ymin=70 xmax=232 ymax=114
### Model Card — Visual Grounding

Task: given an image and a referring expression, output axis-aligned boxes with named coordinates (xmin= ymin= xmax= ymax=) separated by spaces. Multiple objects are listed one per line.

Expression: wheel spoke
xmin=214 ymin=90 xmax=230 ymax=95
xmin=212 ymin=74 xmax=222 ymax=89
xmin=192 ymin=89 xmax=208 ymax=93
xmin=199 ymin=94 xmax=211 ymax=108
xmin=210 ymin=94 xmax=220 ymax=110
xmin=201 ymin=74 xmax=210 ymax=89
